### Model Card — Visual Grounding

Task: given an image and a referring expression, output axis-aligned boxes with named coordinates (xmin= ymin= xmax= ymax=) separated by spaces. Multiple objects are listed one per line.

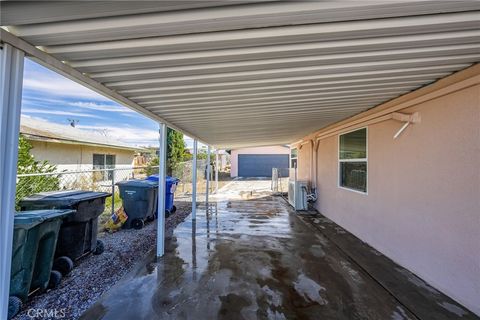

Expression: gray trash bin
xmin=116 ymin=179 xmax=157 ymax=229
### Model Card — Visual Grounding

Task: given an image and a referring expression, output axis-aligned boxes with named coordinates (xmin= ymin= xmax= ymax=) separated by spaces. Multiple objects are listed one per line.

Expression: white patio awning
xmin=2 ymin=1 xmax=480 ymax=148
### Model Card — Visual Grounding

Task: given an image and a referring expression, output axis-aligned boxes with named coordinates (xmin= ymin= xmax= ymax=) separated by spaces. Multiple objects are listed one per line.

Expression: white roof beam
xmin=142 ymin=89 xmax=409 ymax=110
xmin=1 ymin=1 xmax=257 ymax=25
xmin=106 ymin=59 xmax=474 ymax=89
xmin=9 ymin=2 xmax=479 ymax=45
xmin=89 ymin=43 xmax=480 ymax=82
xmin=33 ymin=11 xmax=480 ymax=61
xmin=171 ymin=107 xmax=375 ymax=125
xmin=162 ymin=100 xmax=383 ymax=121
xmin=154 ymin=96 xmax=391 ymax=119
xmin=121 ymin=72 xmax=448 ymax=96
xmin=64 ymin=30 xmax=480 ymax=68
xmin=130 ymin=79 xmax=430 ymax=101
xmin=133 ymin=84 xmax=419 ymax=105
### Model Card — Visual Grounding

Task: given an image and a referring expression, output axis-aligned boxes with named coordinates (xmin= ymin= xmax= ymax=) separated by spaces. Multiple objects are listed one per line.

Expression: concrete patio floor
xmin=81 ymin=179 xmax=477 ymax=320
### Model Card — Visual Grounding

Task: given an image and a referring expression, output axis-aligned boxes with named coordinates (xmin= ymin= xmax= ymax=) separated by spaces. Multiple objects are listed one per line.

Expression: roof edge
xmin=22 ymin=133 xmax=145 ymax=152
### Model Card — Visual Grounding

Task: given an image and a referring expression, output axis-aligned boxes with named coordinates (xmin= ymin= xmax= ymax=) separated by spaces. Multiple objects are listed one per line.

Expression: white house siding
xmin=29 ymin=140 xmax=135 ymax=171
xmin=27 ymin=141 xmax=138 ymax=190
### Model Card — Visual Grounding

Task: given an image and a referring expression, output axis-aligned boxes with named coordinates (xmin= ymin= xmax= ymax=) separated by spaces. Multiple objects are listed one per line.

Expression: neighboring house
xmin=217 ymin=150 xmax=230 ymax=172
xmin=183 ymin=147 xmax=230 ymax=171
xmin=20 ymin=117 xmax=143 ymax=178
xmin=230 ymin=146 xmax=289 ymax=178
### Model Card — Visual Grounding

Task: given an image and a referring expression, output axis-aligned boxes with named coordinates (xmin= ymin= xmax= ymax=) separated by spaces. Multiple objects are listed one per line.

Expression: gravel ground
xmin=14 ymin=199 xmax=192 ymax=320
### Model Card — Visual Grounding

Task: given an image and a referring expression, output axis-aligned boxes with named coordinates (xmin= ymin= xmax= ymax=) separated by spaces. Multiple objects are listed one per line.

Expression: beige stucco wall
xmin=295 ymin=68 xmax=480 ymax=315
xmin=230 ymin=145 xmax=289 ymax=177
xmin=28 ymin=141 xmax=135 ymax=171
xmin=296 ymin=142 xmax=312 ymax=183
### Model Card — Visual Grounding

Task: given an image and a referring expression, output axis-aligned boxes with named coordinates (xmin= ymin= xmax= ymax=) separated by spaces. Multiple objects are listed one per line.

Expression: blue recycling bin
xmin=145 ymin=175 xmax=179 ymax=215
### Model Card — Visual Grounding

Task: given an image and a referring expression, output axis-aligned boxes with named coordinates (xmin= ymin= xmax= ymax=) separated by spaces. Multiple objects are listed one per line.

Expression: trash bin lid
xmin=33 ymin=209 xmax=75 ymax=220
xmin=146 ymin=175 xmax=180 ymax=183
xmin=14 ymin=209 xmax=74 ymax=228
xmin=116 ymin=179 xmax=158 ymax=188
xmin=14 ymin=212 xmax=44 ymax=228
xmin=19 ymin=190 xmax=111 ymax=207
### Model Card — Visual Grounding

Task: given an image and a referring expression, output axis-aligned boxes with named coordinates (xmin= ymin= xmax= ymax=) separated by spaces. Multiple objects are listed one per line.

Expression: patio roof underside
xmin=2 ymin=1 xmax=480 ymax=148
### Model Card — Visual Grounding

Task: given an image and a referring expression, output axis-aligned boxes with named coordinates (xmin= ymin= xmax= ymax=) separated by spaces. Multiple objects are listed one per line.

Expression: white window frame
xmin=338 ymin=127 xmax=368 ymax=195
xmin=290 ymin=148 xmax=298 ymax=169
xmin=93 ymin=153 xmax=116 ymax=181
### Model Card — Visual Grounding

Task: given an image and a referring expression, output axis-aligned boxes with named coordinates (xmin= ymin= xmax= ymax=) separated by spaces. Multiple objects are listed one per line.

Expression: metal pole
xmin=206 ymin=146 xmax=211 ymax=204
xmin=111 ymin=168 xmax=116 ymax=215
xmin=192 ymin=140 xmax=198 ymax=220
xmin=0 ymin=44 xmax=24 ymax=320
xmin=215 ymin=150 xmax=219 ymax=194
xmin=156 ymin=123 xmax=167 ymax=257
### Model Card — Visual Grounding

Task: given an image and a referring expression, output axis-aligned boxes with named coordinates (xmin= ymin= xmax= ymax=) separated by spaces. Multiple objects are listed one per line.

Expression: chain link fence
xmin=271 ymin=167 xmax=289 ymax=194
xmin=171 ymin=159 xmax=213 ymax=196
xmin=16 ymin=160 xmax=214 ymax=215
xmin=16 ymin=166 xmax=148 ymax=213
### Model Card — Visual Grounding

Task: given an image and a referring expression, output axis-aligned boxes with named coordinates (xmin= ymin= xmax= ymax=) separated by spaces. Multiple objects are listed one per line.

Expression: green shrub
xmin=15 ymin=135 xmax=60 ymax=210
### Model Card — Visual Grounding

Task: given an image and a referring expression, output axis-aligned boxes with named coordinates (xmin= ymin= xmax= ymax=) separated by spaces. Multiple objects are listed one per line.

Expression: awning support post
xmin=215 ymin=150 xmax=219 ymax=194
xmin=0 ymin=43 xmax=24 ymax=319
xmin=192 ymin=139 xmax=197 ymax=220
xmin=206 ymin=146 xmax=211 ymax=204
xmin=156 ymin=123 xmax=167 ymax=257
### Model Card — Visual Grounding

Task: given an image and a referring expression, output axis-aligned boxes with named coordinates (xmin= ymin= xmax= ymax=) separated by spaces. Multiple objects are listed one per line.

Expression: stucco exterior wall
xmin=295 ymin=69 xmax=480 ymax=315
xmin=296 ymin=142 xmax=312 ymax=183
xmin=28 ymin=141 xmax=135 ymax=172
xmin=230 ymin=145 xmax=290 ymax=177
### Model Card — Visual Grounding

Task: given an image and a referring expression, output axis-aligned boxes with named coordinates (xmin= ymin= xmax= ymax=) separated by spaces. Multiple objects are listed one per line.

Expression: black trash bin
xmin=19 ymin=190 xmax=111 ymax=272
xmin=116 ymin=179 xmax=157 ymax=229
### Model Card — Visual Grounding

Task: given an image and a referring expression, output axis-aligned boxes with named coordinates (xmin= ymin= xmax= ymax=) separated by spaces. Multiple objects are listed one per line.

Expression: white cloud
xmin=68 ymin=101 xmax=135 ymax=113
xmin=23 ymin=77 xmax=109 ymax=101
xmin=76 ymin=124 xmax=159 ymax=147
xmin=22 ymin=108 xmax=103 ymax=119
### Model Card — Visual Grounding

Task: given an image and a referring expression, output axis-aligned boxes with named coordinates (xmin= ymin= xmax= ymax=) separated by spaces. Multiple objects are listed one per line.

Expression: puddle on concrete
xmin=391 ymin=306 xmax=412 ymax=320
xmin=293 ymin=274 xmax=328 ymax=305
xmin=395 ymin=267 xmax=440 ymax=295
xmin=81 ymin=179 xmax=425 ymax=320
xmin=340 ymin=260 xmax=364 ymax=284
xmin=308 ymin=244 xmax=326 ymax=258
xmin=438 ymin=301 xmax=468 ymax=317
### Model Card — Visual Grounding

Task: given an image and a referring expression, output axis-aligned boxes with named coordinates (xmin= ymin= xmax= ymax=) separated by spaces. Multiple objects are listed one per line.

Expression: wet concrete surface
xmin=81 ymin=179 xmax=477 ymax=320
xmin=299 ymin=214 xmax=479 ymax=320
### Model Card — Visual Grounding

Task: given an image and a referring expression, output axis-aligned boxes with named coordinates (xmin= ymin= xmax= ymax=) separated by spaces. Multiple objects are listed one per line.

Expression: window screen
xmin=339 ymin=128 xmax=367 ymax=193
xmin=93 ymin=154 xmax=116 ymax=181
xmin=290 ymin=148 xmax=298 ymax=169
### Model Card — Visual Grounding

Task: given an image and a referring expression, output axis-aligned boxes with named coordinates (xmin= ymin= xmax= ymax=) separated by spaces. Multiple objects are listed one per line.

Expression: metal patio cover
xmin=2 ymin=1 xmax=480 ymax=148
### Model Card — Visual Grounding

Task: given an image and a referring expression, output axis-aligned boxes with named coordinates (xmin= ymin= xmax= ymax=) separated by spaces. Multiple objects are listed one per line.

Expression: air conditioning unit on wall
xmin=288 ymin=180 xmax=308 ymax=211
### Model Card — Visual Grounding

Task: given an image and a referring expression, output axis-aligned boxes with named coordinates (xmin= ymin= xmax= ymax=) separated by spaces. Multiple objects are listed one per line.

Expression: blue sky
xmin=21 ymin=58 xmax=194 ymax=148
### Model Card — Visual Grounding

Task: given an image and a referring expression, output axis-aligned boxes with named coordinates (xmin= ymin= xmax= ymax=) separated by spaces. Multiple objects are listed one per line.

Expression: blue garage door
xmin=238 ymin=154 xmax=289 ymax=177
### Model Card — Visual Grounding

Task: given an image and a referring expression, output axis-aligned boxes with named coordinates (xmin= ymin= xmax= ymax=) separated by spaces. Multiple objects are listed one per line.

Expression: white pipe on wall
xmin=308 ymin=139 xmax=317 ymax=190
